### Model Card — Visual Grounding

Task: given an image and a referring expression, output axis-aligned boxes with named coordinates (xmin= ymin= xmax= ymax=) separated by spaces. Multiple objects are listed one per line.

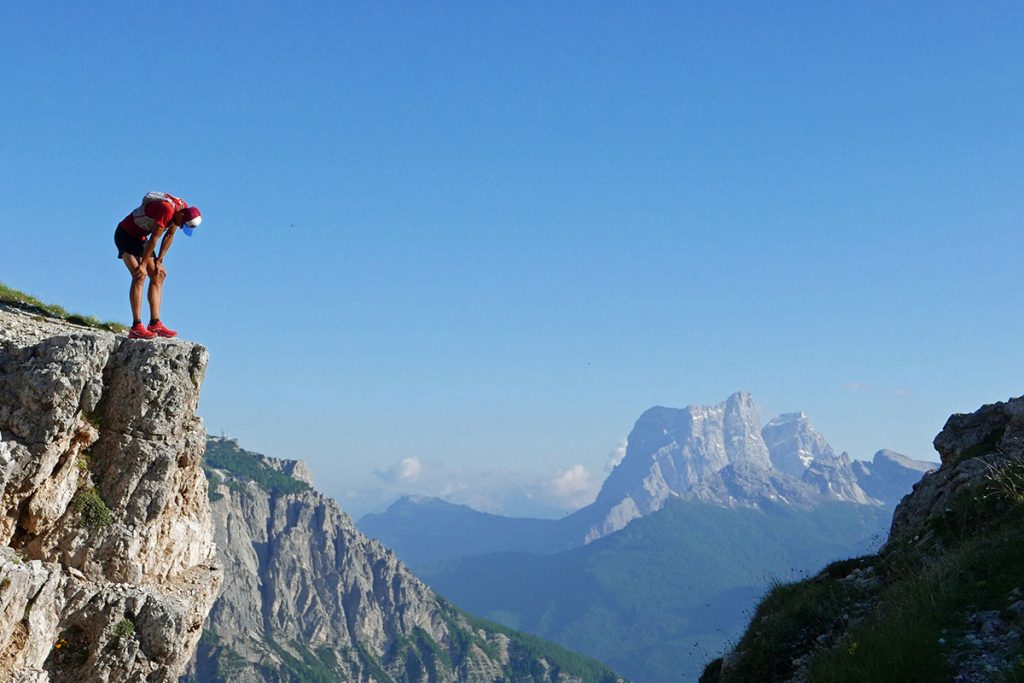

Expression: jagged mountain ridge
xmin=0 ymin=304 xmax=221 ymax=681
xmin=583 ymin=391 xmax=933 ymax=541
xmin=186 ymin=437 xmax=625 ymax=683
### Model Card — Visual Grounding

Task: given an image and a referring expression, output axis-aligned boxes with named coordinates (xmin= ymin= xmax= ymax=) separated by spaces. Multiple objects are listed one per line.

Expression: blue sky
xmin=2 ymin=2 xmax=1022 ymax=516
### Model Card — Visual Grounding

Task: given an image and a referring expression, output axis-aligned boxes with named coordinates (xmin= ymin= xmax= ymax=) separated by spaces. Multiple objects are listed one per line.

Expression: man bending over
xmin=114 ymin=192 xmax=202 ymax=339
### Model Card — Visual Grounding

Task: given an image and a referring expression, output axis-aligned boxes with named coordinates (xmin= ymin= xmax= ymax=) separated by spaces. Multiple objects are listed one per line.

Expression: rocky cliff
xmin=702 ymin=395 xmax=1024 ymax=682
xmin=186 ymin=438 xmax=623 ymax=683
xmin=0 ymin=304 xmax=221 ymax=681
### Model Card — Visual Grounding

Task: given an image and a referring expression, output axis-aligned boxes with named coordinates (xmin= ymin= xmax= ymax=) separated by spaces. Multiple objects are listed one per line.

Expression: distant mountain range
xmin=359 ymin=392 xmax=935 ymax=682
xmin=362 ymin=392 xmax=934 ymax=555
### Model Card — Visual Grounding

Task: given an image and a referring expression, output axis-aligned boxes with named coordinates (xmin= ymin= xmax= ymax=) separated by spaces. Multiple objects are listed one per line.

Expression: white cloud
xmin=604 ymin=438 xmax=628 ymax=473
xmin=374 ymin=456 xmax=424 ymax=483
xmin=843 ymin=382 xmax=868 ymax=392
xmin=891 ymin=388 xmax=909 ymax=397
xmin=542 ymin=464 xmax=599 ymax=509
xmin=550 ymin=464 xmax=592 ymax=496
xmin=358 ymin=440 xmax=633 ymax=517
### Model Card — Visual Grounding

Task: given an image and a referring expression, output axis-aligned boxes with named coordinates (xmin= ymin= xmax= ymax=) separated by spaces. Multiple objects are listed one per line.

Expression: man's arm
xmin=155 ymin=225 xmax=177 ymax=263
xmin=134 ymin=226 xmax=166 ymax=278
xmin=140 ymin=226 xmax=165 ymax=262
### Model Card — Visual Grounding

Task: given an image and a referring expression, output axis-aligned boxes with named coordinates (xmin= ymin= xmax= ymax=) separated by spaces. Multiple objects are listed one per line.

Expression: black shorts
xmin=114 ymin=226 xmax=148 ymax=259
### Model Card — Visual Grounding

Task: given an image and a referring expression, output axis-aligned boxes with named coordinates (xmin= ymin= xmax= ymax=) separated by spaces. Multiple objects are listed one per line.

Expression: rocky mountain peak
xmin=851 ymin=449 xmax=936 ymax=507
xmin=762 ymin=411 xmax=836 ymax=478
xmin=584 ymin=392 xmax=931 ymax=543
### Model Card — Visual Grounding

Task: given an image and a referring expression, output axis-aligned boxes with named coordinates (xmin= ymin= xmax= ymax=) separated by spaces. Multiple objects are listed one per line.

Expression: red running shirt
xmin=118 ymin=201 xmax=176 ymax=239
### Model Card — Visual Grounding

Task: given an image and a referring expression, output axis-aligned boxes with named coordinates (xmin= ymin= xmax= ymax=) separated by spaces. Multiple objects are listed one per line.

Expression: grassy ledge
xmin=0 ymin=282 xmax=126 ymax=332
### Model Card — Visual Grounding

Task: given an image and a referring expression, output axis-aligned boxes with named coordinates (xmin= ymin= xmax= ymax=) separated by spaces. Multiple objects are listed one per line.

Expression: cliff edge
xmin=0 ymin=304 xmax=221 ymax=681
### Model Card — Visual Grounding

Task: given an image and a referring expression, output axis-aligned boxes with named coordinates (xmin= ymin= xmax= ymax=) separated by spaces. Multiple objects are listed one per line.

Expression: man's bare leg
xmin=121 ymin=254 xmax=146 ymax=323
xmin=147 ymin=259 xmax=166 ymax=322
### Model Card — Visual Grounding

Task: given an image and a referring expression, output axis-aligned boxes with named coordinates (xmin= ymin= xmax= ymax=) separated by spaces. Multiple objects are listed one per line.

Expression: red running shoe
xmin=147 ymin=321 xmax=177 ymax=338
xmin=128 ymin=323 xmax=156 ymax=340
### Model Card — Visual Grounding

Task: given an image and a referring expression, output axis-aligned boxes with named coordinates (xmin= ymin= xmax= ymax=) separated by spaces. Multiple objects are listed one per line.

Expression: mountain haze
xmin=360 ymin=392 xmax=933 ymax=682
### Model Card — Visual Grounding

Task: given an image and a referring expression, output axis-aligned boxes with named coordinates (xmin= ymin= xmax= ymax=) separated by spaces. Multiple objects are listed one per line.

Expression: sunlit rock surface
xmin=0 ymin=305 xmax=220 ymax=682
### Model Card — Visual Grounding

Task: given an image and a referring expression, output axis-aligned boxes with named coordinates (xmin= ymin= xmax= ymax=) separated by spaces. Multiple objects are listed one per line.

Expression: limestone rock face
xmin=0 ymin=305 xmax=221 ymax=682
xmin=588 ymin=393 xmax=844 ymax=540
xmin=762 ymin=412 xmax=837 ymax=478
xmin=583 ymin=392 xmax=934 ymax=543
xmin=187 ymin=438 xmax=616 ymax=682
xmin=594 ymin=393 xmax=777 ymax=516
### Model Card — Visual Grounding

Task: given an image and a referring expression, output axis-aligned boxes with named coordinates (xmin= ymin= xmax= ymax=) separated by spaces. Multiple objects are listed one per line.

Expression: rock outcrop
xmin=186 ymin=438 xmax=623 ymax=682
xmin=0 ymin=305 xmax=221 ymax=682
xmin=888 ymin=396 xmax=1024 ymax=548
xmin=702 ymin=394 xmax=1024 ymax=682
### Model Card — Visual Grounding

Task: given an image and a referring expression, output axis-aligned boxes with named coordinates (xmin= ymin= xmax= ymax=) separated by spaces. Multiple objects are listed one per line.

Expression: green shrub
xmin=112 ymin=618 xmax=134 ymax=639
xmin=73 ymin=488 xmax=114 ymax=528
xmin=985 ymin=455 xmax=1024 ymax=508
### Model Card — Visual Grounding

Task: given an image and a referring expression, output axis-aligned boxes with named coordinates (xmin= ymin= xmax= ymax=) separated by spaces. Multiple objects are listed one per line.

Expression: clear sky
xmin=2 ymin=2 xmax=1022 ymax=517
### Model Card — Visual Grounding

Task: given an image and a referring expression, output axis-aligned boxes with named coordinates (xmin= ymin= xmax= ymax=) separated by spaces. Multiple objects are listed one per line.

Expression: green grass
xmin=112 ymin=618 xmax=134 ymax=639
xmin=717 ymin=569 xmax=865 ymax=682
xmin=0 ymin=282 xmax=126 ymax=332
xmin=202 ymin=438 xmax=311 ymax=497
xmin=805 ymin=518 xmax=1024 ymax=682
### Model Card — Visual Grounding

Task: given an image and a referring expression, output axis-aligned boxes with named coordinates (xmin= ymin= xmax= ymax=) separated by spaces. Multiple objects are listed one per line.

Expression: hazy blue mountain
xmin=417 ymin=499 xmax=892 ymax=683
xmin=360 ymin=495 xmax=580 ymax=566
xmin=851 ymin=448 xmax=936 ymax=506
